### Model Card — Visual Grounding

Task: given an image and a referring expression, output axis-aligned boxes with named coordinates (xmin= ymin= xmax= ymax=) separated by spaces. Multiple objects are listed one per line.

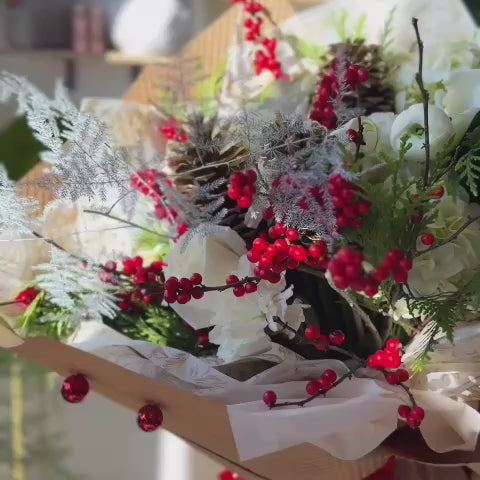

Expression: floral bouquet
xmin=3 ymin=0 xmax=480 ymax=477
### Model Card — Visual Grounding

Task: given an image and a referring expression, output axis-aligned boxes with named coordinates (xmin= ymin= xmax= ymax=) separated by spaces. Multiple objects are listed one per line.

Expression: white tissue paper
xmin=70 ymin=321 xmax=480 ymax=462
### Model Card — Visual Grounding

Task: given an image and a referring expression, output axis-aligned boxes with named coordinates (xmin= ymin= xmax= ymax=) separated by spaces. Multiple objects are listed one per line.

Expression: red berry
xmin=274 ymin=223 xmax=287 ymax=236
xmin=226 ymin=275 xmax=239 ymax=285
xmin=328 ymin=259 xmax=345 ymax=276
xmin=263 ymin=390 xmax=277 ymax=407
xmin=61 ymin=374 xmax=90 ymax=403
xmin=393 ymin=270 xmax=408 ymax=284
xmin=316 ymin=334 xmax=330 ymax=350
xmin=247 ymin=249 xmax=261 ymax=263
xmin=333 ymin=275 xmax=349 ymax=290
xmin=373 ymin=351 xmax=386 ymax=368
xmin=286 ymin=228 xmax=299 ymax=241
xmin=163 ymin=290 xmax=177 ymax=303
xmin=356 ymin=67 xmax=369 ymax=83
xmin=306 ymin=380 xmax=321 ymax=396
xmin=242 ymin=184 xmax=256 ymax=197
xmin=398 ymin=405 xmax=411 ymax=419
xmin=233 ymin=286 xmax=246 ymax=297
xmin=245 ymin=169 xmax=257 ymax=184
xmin=290 ymin=245 xmax=307 ymax=262
xmin=322 ymin=369 xmax=337 ymax=384
xmin=137 ymin=404 xmax=163 ymax=432
xmin=385 ymin=338 xmax=402 ymax=352
xmin=179 ymin=277 xmax=193 ymax=292
xmin=345 ymin=264 xmax=361 ymax=280
xmin=177 ymin=292 xmax=191 ymax=304
xmin=305 ymin=325 xmax=321 ymax=342
xmin=253 ymin=237 xmax=268 ymax=252
xmin=245 ymin=282 xmax=258 ymax=294
xmin=309 ymin=242 xmax=327 ymax=259
xmin=429 ymin=186 xmax=444 ymax=199
xmin=421 ymin=233 xmax=435 ymax=246
xmin=198 ymin=334 xmax=209 ymax=346
xmin=228 ymin=185 xmax=242 ymax=200
xmin=191 ymin=287 xmax=205 ymax=299
xmin=384 ymin=353 xmax=401 ymax=369
xmin=358 ymin=201 xmax=371 ymax=216
xmin=367 ymin=356 xmax=378 ymax=369
xmin=346 ymin=129 xmax=360 ymax=145
xmin=411 ymin=406 xmax=425 ymax=421
xmin=364 ymin=279 xmax=379 ymax=297
xmin=386 ymin=372 xmax=400 ymax=385
xmin=164 ymin=277 xmax=179 ymax=292
xmin=336 ymin=247 xmax=356 ymax=265
xmin=259 ymin=255 xmax=272 ymax=269
xmin=238 ymin=196 xmax=253 ymax=209
xmin=274 ymin=239 xmax=289 ymax=252
xmin=143 ymin=295 xmax=153 ymax=304
xmin=263 ymin=206 xmax=274 ymax=220
xmin=230 ymin=172 xmax=246 ymax=187
xmin=407 ymin=414 xmax=421 ymax=429
xmin=190 ymin=273 xmax=203 ymax=285
xmin=374 ymin=266 xmax=390 ymax=282
xmin=317 ymin=376 xmax=333 ymax=391
xmin=387 ymin=249 xmax=405 ymax=262
xmin=267 ymin=271 xmax=282 ymax=284
xmin=399 ymin=257 xmax=413 ymax=272
xmin=397 ymin=369 xmax=410 ymax=383
xmin=346 ymin=64 xmax=359 ymax=85
xmin=329 ymin=330 xmax=346 ymax=346
xmin=266 ymin=244 xmax=279 ymax=257
xmin=286 ymin=258 xmax=300 ymax=270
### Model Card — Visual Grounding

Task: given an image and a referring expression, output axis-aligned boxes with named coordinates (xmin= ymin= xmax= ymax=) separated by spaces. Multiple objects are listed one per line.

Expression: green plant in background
xmin=466 ymin=0 xmax=480 ymax=21
xmin=0 ymin=117 xmax=43 ymax=180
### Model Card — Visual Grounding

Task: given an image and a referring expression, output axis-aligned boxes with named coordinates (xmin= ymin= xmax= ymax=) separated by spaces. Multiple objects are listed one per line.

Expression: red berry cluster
xmin=15 ymin=287 xmax=40 ymax=307
xmin=398 ymin=404 xmax=425 ymax=429
xmin=328 ymin=247 xmax=380 ymax=297
xmin=304 ymin=325 xmax=346 ymax=351
xmin=329 ymin=174 xmax=371 ymax=231
xmin=232 ymin=0 xmax=284 ymax=79
xmin=367 ymin=339 xmax=403 ymax=370
xmin=311 ymin=61 xmax=370 ymax=129
xmin=227 ymin=170 xmax=257 ymax=209
xmin=247 ymin=224 xmax=329 ymax=283
xmin=160 ymin=117 xmax=187 ymax=142
xmin=163 ymin=274 xmax=204 ymax=305
xmin=100 ymin=257 xmax=165 ymax=311
xmin=225 ymin=275 xmax=258 ymax=297
xmin=131 ymin=169 xmax=178 ymax=223
xmin=305 ymin=368 xmax=338 ymax=396
xmin=374 ymin=249 xmax=413 ymax=285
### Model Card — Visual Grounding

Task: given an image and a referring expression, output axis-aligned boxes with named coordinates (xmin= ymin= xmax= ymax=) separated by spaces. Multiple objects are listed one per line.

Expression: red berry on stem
xmin=290 ymin=245 xmax=307 ymax=262
xmin=386 ymin=338 xmax=402 ymax=352
xmin=421 ymin=233 xmax=435 ymax=246
xmin=228 ymin=185 xmax=242 ymax=200
xmin=386 ymin=372 xmax=400 ymax=385
xmin=317 ymin=376 xmax=333 ymax=391
xmin=315 ymin=334 xmax=330 ymax=351
xmin=176 ymin=292 xmax=191 ymax=304
xmin=61 ymin=374 xmax=90 ymax=403
xmin=306 ymin=380 xmax=321 ymax=396
xmin=398 ymin=405 xmax=411 ymax=419
xmin=230 ymin=172 xmax=245 ymax=187
xmin=242 ymin=184 xmax=256 ymax=197
xmin=190 ymin=273 xmax=203 ymax=285
xmin=411 ymin=406 xmax=425 ymax=421
xmin=329 ymin=330 xmax=346 ymax=346
xmin=247 ymin=250 xmax=261 ymax=263
xmin=357 ymin=67 xmax=369 ymax=83
xmin=384 ymin=353 xmax=401 ymax=369
xmin=245 ymin=282 xmax=258 ymax=294
xmin=245 ymin=169 xmax=257 ymax=184
xmin=191 ymin=287 xmax=205 ymax=300
xmin=253 ymin=237 xmax=268 ymax=252
xmin=233 ymin=286 xmax=246 ymax=297
xmin=286 ymin=228 xmax=299 ymax=241
xmin=333 ymin=275 xmax=349 ymax=290
xmin=305 ymin=325 xmax=321 ymax=342
xmin=322 ymin=369 xmax=337 ymax=384
xmin=274 ymin=223 xmax=287 ymax=236
xmin=226 ymin=275 xmax=239 ymax=285
xmin=137 ymin=404 xmax=163 ymax=432
xmin=263 ymin=390 xmax=277 ymax=407
xmin=274 ymin=239 xmax=289 ymax=252
xmin=393 ymin=270 xmax=408 ymax=284
xmin=309 ymin=242 xmax=327 ymax=259
xmin=364 ymin=279 xmax=379 ymax=297
xmin=163 ymin=290 xmax=177 ymax=304
xmin=263 ymin=206 xmax=274 ymax=220
xmin=165 ymin=277 xmax=179 ymax=291
xmin=179 ymin=277 xmax=193 ymax=292
xmin=346 ymin=129 xmax=360 ymax=145
xmin=407 ymin=414 xmax=421 ymax=429
xmin=238 ymin=196 xmax=253 ymax=209
xmin=397 ymin=369 xmax=410 ymax=383
xmin=336 ymin=247 xmax=356 ymax=265
xmin=374 ymin=266 xmax=389 ymax=282
xmin=399 ymin=257 xmax=413 ymax=272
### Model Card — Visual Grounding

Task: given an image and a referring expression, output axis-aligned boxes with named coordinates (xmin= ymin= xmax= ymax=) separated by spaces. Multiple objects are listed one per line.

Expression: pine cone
xmin=165 ymin=113 xmax=257 ymax=240
xmin=319 ymin=40 xmax=395 ymax=116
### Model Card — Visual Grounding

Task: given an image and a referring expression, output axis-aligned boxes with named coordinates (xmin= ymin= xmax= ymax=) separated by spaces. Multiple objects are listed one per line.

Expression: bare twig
xmin=412 ymin=18 xmax=431 ymax=187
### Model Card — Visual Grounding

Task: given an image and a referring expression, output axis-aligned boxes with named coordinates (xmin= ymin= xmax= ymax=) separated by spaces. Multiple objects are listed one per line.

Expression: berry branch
xmin=415 ymin=215 xmax=480 ymax=256
xmin=412 ymin=17 xmax=431 ymax=187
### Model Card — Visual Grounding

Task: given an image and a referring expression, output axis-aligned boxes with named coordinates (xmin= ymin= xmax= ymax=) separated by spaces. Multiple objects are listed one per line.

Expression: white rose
xmin=443 ymin=69 xmax=480 ymax=137
xmin=409 ymin=192 xmax=480 ymax=296
xmin=390 ymin=103 xmax=454 ymax=162
xmin=163 ymin=227 xmax=247 ymax=330
xmin=209 ymin=256 xmax=304 ymax=362
xmin=40 ymin=199 xmax=137 ymax=263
